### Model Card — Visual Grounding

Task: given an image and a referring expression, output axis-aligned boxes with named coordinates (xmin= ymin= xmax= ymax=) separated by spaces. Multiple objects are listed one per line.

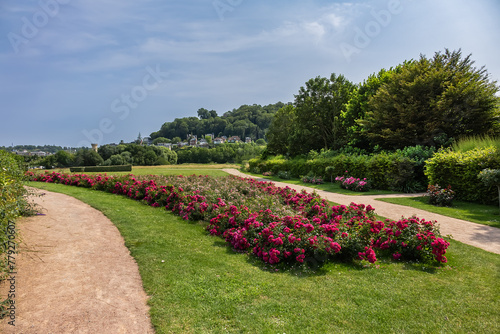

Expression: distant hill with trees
xmin=149 ymin=102 xmax=288 ymax=142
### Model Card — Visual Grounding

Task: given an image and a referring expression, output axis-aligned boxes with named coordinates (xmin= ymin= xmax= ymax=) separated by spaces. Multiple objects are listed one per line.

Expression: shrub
xmin=277 ymin=171 xmax=291 ymax=180
xmin=302 ymin=174 xmax=324 ymax=184
xmin=0 ymin=150 xmax=37 ymax=281
xmin=478 ymin=168 xmax=500 ymax=186
xmin=478 ymin=169 xmax=500 ymax=210
xmin=426 ymin=184 xmax=455 ymax=207
xmin=425 ymin=147 xmax=500 ymax=204
xmin=70 ymin=165 xmax=132 ymax=173
xmin=452 ymin=135 xmax=500 ymax=152
xmin=252 ymin=153 xmax=420 ymax=192
xmin=83 ymin=165 xmax=132 ymax=172
xmin=335 ymin=173 xmax=370 ymax=192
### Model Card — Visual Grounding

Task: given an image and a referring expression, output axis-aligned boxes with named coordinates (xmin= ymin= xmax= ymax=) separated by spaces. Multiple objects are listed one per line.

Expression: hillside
xmin=149 ymin=102 xmax=288 ymax=141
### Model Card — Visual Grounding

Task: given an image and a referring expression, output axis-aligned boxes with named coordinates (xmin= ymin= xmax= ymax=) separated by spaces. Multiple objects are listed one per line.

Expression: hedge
xmin=425 ymin=147 xmax=500 ymax=204
xmin=70 ymin=165 xmax=132 ymax=173
xmin=249 ymin=153 xmax=424 ymax=192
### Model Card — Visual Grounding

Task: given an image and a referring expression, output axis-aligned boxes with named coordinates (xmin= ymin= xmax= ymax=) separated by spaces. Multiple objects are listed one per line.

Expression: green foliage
xmin=344 ymin=67 xmax=402 ymax=149
xmin=98 ymin=144 xmax=177 ymax=166
xmin=276 ymin=73 xmax=356 ymax=156
xmin=152 ymin=137 xmax=171 ymax=145
xmin=250 ymin=150 xmax=426 ymax=192
xmin=255 ymin=138 xmax=266 ymax=146
xmin=176 ymin=143 xmax=263 ymax=164
xmin=452 ymin=135 xmax=500 ymax=152
xmin=150 ymin=102 xmax=285 ymax=142
xmin=0 ymin=144 xmax=74 ymax=154
xmin=362 ymin=49 xmax=500 ymax=149
xmin=425 ymin=147 xmax=500 ymax=204
xmin=276 ymin=170 xmax=291 ymax=180
xmin=74 ymin=148 xmax=104 ymax=166
xmin=478 ymin=168 xmax=500 ymax=186
xmin=0 ymin=150 xmax=29 ymax=279
xmin=53 ymin=150 xmax=74 ymax=167
xmin=266 ymin=104 xmax=296 ymax=155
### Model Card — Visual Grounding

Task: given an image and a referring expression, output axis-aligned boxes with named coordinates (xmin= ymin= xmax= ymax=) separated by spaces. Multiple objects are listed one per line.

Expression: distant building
xmin=245 ymin=137 xmax=252 ymax=143
xmin=156 ymin=143 xmax=172 ymax=150
xmin=227 ymin=136 xmax=241 ymax=143
xmin=213 ymin=137 xmax=225 ymax=145
xmin=198 ymin=139 xmax=209 ymax=147
xmin=31 ymin=151 xmax=49 ymax=157
xmin=178 ymin=141 xmax=189 ymax=147
xmin=189 ymin=135 xmax=198 ymax=146
xmin=91 ymin=143 xmax=98 ymax=152
xmin=14 ymin=150 xmax=49 ymax=157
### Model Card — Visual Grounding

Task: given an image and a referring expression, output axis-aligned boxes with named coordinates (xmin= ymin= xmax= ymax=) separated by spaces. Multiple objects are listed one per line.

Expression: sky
xmin=1 ymin=0 xmax=499 ymax=148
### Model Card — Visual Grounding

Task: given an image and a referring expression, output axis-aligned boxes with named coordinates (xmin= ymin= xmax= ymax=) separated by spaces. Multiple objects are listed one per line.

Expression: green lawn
xmin=35 ymin=164 xmax=237 ymax=177
xmin=29 ymin=182 xmax=500 ymax=333
xmin=377 ymin=196 xmax=500 ymax=229
xmin=242 ymin=171 xmax=398 ymax=196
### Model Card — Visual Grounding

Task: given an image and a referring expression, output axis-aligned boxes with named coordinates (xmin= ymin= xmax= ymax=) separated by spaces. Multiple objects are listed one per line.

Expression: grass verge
xmin=377 ymin=196 xmax=500 ymax=229
xmin=26 ymin=182 xmax=499 ymax=333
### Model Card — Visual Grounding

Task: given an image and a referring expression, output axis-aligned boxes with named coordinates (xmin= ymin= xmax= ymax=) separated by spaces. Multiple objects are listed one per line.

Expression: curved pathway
xmin=224 ymin=169 xmax=500 ymax=255
xmin=0 ymin=190 xmax=154 ymax=333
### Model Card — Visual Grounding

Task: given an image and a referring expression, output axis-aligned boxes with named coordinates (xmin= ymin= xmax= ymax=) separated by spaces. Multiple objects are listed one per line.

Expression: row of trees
xmin=0 ymin=145 xmax=75 ymax=154
xmin=267 ymin=49 xmax=500 ymax=156
xmin=36 ymin=144 xmax=177 ymax=168
xmin=176 ymin=143 xmax=265 ymax=164
xmin=149 ymin=102 xmax=286 ymax=142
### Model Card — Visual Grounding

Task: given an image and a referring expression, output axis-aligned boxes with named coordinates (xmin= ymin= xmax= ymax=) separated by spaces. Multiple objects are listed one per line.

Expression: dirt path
xmin=224 ymin=169 xmax=500 ymax=255
xmin=0 ymin=189 xmax=154 ymax=334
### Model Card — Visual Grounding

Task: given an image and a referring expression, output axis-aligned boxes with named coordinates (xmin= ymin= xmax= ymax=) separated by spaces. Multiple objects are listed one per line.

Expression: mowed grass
xmin=242 ymin=171 xmax=398 ymax=196
xmin=35 ymin=164 xmax=238 ymax=177
xmin=377 ymin=196 xmax=500 ymax=229
xmin=29 ymin=182 xmax=500 ymax=333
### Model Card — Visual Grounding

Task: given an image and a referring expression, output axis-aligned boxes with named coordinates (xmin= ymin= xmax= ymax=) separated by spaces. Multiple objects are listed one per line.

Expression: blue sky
xmin=1 ymin=0 xmax=499 ymax=147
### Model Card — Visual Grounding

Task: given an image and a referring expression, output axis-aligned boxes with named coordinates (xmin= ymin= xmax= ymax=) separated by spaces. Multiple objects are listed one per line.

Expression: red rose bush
xmin=26 ymin=171 xmax=450 ymax=267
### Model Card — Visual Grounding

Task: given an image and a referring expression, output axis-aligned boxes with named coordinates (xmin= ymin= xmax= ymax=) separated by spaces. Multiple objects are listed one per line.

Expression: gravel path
xmin=224 ymin=169 xmax=500 ymax=255
xmin=0 ymin=189 xmax=154 ymax=334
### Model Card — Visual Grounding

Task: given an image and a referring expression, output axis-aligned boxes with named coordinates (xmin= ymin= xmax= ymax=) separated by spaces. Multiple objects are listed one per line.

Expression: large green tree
xmin=362 ymin=49 xmax=500 ymax=149
xmin=343 ymin=66 xmax=402 ymax=149
xmin=266 ymin=104 xmax=296 ymax=155
xmin=291 ymin=73 xmax=356 ymax=154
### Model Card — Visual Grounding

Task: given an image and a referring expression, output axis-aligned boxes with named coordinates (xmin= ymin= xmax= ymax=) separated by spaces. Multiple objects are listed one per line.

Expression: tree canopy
xmin=267 ymin=49 xmax=499 ymax=156
xmin=361 ymin=49 xmax=499 ymax=149
xmin=150 ymin=102 xmax=286 ymax=142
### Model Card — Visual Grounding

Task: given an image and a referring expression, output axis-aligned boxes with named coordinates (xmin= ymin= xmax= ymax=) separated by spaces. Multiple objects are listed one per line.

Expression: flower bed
xmin=335 ymin=174 xmax=370 ymax=192
xmin=427 ymin=184 xmax=455 ymax=207
xmin=26 ymin=171 xmax=450 ymax=266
